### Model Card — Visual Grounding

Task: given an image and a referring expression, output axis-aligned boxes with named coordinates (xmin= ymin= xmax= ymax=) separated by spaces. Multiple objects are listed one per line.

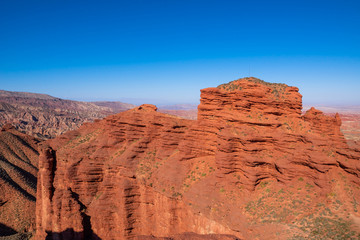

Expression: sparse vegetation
xmin=217 ymin=77 xmax=288 ymax=100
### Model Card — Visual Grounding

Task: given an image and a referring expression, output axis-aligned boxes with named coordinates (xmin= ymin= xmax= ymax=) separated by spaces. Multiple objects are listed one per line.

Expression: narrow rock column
xmin=35 ymin=146 xmax=56 ymax=239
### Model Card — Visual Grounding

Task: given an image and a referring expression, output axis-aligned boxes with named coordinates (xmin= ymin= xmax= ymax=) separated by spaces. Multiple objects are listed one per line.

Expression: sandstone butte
xmin=35 ymin=77 xmax=360 ymax=240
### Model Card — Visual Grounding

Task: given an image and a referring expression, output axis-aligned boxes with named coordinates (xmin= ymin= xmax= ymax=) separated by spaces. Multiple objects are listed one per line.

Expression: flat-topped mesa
xmin=176 ymin=77 xmax=304 ymax=160
xmin=198 ymin=77 xmax=302 ymax=125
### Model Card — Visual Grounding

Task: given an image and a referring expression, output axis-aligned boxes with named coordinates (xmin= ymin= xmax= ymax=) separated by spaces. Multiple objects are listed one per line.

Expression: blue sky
xmin=0 ymin=0 xmax=359 ymax=105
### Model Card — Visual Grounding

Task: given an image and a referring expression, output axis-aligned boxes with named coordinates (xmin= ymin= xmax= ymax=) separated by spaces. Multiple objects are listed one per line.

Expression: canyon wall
xmin=35 ymin=78 xmax=360 ymax=239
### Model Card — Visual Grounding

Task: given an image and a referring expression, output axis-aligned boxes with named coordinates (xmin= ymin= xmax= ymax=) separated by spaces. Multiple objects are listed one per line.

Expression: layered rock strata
xmin=36 ymin=77 xmax=360 ymax=240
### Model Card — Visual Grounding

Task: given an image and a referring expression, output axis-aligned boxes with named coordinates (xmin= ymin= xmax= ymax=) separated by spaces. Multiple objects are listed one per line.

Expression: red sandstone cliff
xmin=35 ymin=78 xmax=360 ymax=239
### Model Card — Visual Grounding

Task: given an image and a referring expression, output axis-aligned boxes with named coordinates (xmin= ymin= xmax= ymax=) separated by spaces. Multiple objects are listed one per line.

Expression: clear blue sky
xmin=0 ymin=0 xmax=359 ymax=105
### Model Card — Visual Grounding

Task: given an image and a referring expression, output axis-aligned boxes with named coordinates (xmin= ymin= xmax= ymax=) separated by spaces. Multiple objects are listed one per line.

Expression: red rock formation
xmin=35 ymin=78 xmax=360 ymax=240
xmin=35 ymin=105 xmax=238 ymax=239
xmin=199 ymin=79 xmax=360 ymax=190
xmin=302 ymin=105 xmax=360 ymax=139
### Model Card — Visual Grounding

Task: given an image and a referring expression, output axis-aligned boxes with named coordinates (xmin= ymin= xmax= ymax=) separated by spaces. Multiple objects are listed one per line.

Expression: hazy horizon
xmin=3 ymin=86 xmax=360 ymax=110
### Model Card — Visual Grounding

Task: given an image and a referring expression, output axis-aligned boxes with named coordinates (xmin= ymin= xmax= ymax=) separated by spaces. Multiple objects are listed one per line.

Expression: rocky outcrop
xmin=198 ymin=79 xmax=360 ymax=190
xmin=35 ymin=78 xmax=360 ymax=240
xmin=35 ymin=105 xmax=238 ymax=239
xmin=0 ymin=124 xmax=39 ymax=236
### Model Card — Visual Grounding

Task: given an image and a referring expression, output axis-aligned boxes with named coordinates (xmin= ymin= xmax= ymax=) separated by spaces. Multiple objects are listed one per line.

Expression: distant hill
xmin=158 ymin=103 xmax=197 ymax=110
xmin=0 ymin=90 xmax=56 ymax=100
xmin=158 ymin=109 xmax=197 ymax=120
xmin=91 ymin=101 xmax=136 ymax=113
xmin=157 ymin=104 xmax=198 ymax=120
xmin=0 ymin=90 xmax=134 ymax=139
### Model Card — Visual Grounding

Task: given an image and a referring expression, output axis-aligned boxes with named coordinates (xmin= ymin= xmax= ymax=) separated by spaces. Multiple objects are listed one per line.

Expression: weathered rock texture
xmin=0 ymin=124 xmax=39 ymax=235
xmin=36 ymin=77 xmax=360 ymax=239
xmin=0 ymin=90 xmax=134 ymax=140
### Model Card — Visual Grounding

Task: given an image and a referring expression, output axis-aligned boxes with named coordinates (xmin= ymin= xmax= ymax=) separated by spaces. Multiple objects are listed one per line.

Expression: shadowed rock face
xmin=35 ymin=78 xmax=360 ymax=240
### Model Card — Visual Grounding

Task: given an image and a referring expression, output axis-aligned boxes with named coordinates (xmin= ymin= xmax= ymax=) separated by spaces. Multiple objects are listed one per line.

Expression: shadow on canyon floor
xmin=45 ymin=228 xmax=102 ymax=240
xmin=0 ymin=223 xmax=31 ymax=240
xmin=0 ymin=223 xmax=17 ymax=237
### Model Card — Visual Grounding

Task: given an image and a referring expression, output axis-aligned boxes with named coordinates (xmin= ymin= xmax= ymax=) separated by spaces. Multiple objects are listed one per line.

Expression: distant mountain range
xmin=0 ymin=90 xmax=135 ymax=139
xmin=0 ymin=90 xmax=57 ymax=100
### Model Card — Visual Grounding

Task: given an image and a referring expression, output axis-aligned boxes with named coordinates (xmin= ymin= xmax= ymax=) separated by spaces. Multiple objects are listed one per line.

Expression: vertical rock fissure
xmin=49 ymin=148 xmax=56 ymax=202
xmin=69 ymin=188 xmax=94 ymax=239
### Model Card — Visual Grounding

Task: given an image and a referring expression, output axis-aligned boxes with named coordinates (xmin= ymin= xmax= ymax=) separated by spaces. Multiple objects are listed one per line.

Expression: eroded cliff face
xmin=35 ymin=105 xmax=237 ymax=239
xmin=198 ymin=78 xmax=359 ymax=189
xmin=36 ymin=78 xmax=360 ymax=240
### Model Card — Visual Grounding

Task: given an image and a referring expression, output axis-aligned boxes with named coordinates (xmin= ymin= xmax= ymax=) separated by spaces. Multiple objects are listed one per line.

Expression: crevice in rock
xmin=69 ymin=188 xmax=94 ymax=240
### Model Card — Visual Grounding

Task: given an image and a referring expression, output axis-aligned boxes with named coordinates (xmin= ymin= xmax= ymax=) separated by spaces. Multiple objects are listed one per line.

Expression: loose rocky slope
xmin=36 ymin=77 xmax=360 ymax=239
xmin=0 ymin=124 xmax=39 ymax=238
